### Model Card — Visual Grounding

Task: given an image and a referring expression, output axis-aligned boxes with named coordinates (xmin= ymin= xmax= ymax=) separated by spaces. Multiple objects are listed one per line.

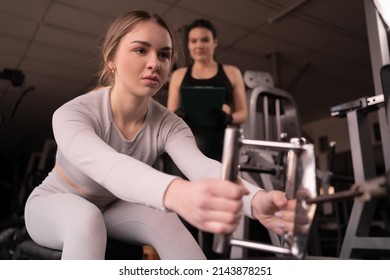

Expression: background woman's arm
xmin=167 ymin=68 xmax=187 ymax=112
xmin=224 ymin=64 xmax=248 ymax=125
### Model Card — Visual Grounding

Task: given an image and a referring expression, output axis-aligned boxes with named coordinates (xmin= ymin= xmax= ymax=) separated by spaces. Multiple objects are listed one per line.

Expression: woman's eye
xmin=135 ymin=48 xmax=146 ymax=54
xmin=159 ymin=52 xmax=171 ymax=60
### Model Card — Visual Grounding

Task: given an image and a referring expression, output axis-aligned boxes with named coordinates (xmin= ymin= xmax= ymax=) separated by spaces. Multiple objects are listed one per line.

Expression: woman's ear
xmin=108 ymin=61 xmax=115 ymax=72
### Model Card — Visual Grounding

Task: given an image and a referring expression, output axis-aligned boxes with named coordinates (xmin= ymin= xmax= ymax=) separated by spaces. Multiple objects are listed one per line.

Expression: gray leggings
xmin=24 ymin=172 xmax=206 ymax=260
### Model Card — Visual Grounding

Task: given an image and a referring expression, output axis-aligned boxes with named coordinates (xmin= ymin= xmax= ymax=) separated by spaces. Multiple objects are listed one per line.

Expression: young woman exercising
xmin=24 ymin=10 xmax=296 ymax=260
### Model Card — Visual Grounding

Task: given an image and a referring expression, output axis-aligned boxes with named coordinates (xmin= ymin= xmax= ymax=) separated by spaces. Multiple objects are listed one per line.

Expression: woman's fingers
xmin=194 ymin=194 xmax=244 ymax=212
xmin=195 ymin=209 xmax=242 ymax=234
xmin=207 ymin=179 xmax=249 ymax=198
xmin=191 ymin=181 xmax=245 ymax=234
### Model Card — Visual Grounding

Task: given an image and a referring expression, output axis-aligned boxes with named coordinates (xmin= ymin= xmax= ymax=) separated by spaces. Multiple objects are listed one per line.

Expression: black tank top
xmin=180 ymin=64 xmax=233 ymax=105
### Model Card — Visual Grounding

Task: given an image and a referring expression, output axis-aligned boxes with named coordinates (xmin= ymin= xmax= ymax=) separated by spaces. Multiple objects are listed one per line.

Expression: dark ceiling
xmin=0 ymin=0 xmax=376 ymax=156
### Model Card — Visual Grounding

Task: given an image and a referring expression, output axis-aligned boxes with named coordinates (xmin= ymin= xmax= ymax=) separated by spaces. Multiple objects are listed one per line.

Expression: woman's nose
xmin=195 ymin=41 xmax=203 ymax=48
xmin=147 ymin=54 xmax=160 ymax=71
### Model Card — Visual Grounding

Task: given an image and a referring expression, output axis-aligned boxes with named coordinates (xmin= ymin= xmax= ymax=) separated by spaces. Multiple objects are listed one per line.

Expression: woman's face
xmin=109 ymin=21 xmax=173 ymax=97
xmin=187 ymin=27 xmax=217 ymax=62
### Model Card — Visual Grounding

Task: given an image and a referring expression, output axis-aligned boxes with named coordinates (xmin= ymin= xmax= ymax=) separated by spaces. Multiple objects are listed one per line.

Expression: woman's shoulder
xmin=221 ymin=64 xmax=243 ymax=85
xmin=171 ymin=66 xmax=189 ymax=78
xmin=149 ymin=99 xmax=177 ymax=120
xmin=169 ymin=67 xmax=188 ymax=87
xmin=148 ymin=99 xmax=189 ymax=132
xmin=221 ymin=64 xmax=241 ymax=75
xmin=54 ymin=87 xmax=109 ymax=120
xmin=62 ymin=87 xmax=107 ymax=105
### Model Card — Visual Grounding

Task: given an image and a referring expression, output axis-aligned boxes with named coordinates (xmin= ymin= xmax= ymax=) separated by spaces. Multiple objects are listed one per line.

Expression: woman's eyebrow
xmin=131 ymin=40 xmax=172 ymax=51
xmin=131 ymin=40 xmax=151 ymax=46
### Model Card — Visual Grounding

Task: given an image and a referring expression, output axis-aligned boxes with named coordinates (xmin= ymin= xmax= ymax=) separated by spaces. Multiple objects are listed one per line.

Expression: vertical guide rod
xmin=213 ymin=127 xmax=242 ymax=255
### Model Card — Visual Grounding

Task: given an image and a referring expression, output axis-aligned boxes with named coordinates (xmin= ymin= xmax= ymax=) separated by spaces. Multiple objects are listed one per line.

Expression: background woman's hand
xmin=164 ymin=178 xmax=248 ymax=234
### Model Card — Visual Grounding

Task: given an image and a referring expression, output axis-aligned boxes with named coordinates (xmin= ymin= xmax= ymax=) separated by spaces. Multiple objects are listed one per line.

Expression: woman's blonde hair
xmin=97 ymin=10 xmax=180 ymax=87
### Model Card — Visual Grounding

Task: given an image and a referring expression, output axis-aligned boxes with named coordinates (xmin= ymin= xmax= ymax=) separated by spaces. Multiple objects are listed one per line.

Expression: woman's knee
xmin=68 ymin=203 xmax=107 ymax=239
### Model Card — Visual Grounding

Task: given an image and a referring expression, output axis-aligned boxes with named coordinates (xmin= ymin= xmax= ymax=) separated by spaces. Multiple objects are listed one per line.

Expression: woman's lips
xmin=142 ymin=75 xmax=160 ymax=86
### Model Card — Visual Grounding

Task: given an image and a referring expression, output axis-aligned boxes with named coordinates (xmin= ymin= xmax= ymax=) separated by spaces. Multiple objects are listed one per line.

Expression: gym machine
xmin=242 ymin=70 xmax=301 ymax=142
xmin=329 ymin=0 xmax=390 ymax=259
xmin=213 ymin=127 xmax=390 ymax=259
xmin=224 ymin=0 xmax=390 ymax=259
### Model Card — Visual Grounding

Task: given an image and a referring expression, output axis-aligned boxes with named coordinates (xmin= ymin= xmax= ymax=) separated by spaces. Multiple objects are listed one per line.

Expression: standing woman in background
xmin=168 ymin=19 xmax=247 ymax=160
xmin=167 ymin=19 xmax=248 ymax=258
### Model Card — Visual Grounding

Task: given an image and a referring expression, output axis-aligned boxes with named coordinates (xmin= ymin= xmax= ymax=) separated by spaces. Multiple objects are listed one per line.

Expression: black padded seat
xmin=14 ymin=238 xmax=143 ymax=260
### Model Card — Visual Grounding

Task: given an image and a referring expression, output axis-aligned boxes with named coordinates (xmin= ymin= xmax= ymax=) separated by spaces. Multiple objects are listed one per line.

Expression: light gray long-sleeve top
xmin=52 ymin=87 xmax=261 ymax=217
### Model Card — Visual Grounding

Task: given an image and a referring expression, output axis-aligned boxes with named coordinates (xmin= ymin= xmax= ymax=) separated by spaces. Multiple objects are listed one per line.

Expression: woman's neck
xmin=191 ymin=60 xmax=218 ymax=79
xmin=109 ymin=86 xmax=149 ymax=140
xmin=193 ymin=58 xmax=217 ymax=69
